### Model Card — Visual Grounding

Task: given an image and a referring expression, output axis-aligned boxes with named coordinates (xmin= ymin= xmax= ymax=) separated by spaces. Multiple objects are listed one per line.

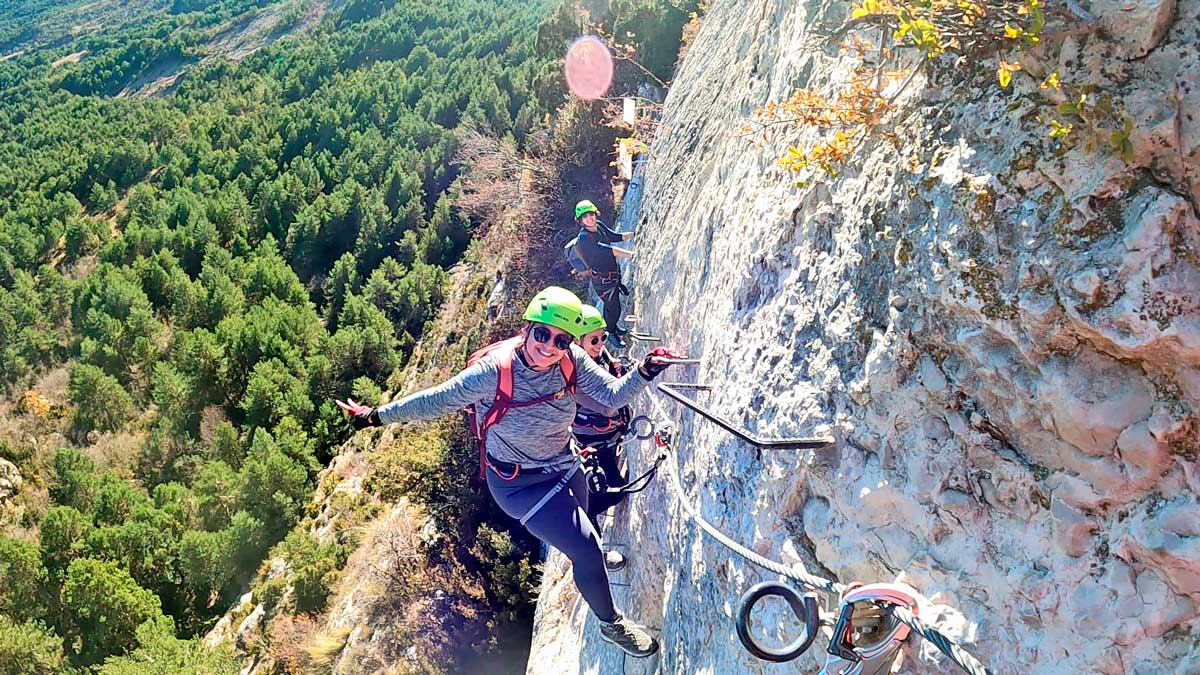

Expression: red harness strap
xmin=590 ymin=269 xmax=621 ymax=283
xmin=472 ymin=337 xmax=576 ymax=480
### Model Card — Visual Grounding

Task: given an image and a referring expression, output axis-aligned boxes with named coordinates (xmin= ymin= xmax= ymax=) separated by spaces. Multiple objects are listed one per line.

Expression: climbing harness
xmin=641 ymin=390 xmax=994 ymax=675
xmin=657 ymin=383 xmax=834 ymax=450
xmin=574 ymin=428 xmax=669 ymax=497
xmin=518 ymin=463 xmax=580 ymax=526
xmin=820 ymin=583 xmax=920 ymax=675
xmin=590 ymin=269 xmax=622 ymax=283
xmin=464 ymin=335 xmax=576 ymax=479
xmin=573 ymin=411 xmax=625 ymax=434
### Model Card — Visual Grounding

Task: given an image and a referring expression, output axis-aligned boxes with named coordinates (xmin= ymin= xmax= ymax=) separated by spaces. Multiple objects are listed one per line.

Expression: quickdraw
xmin=568 ymin=417 xmax=667 ymax=497
xmin=821 ymin=583 xmax=919 ymax=675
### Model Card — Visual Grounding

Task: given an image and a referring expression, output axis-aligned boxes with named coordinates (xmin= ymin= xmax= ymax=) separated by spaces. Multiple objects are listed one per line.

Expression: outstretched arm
xmin=572 ymin=345 xmax=686 ymax=411
xmin=376 ymin=359 xmax=498 ymax=424
xmin=572 ymin=344 xmax=650 ymax=410
xmin=338 ymin=359 xmax=498 ymax=427
xmin=600 ymin=242 xmax=634 ymax=259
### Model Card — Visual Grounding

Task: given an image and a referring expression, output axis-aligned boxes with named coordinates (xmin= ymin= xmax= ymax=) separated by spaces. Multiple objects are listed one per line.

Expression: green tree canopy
xmin=61 ymin=558 xmax=173 ymax=666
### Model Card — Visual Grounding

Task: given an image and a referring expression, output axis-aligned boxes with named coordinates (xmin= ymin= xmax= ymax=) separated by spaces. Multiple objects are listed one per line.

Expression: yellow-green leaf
xmin=998 ymin=67 xmax=1012 ymax=88
xmin=1048 ymin=119 xmax=1072 ymax=139
xmin=1004 ymin=24 xmax=1022 ymax=38
xmin=1029 ymin=7 xmax=1046 ymax=33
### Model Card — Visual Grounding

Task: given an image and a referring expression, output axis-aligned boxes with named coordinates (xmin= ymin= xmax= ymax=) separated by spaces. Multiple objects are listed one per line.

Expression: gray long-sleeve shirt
xmin=376 ymin=343 xmax=649 ymax=470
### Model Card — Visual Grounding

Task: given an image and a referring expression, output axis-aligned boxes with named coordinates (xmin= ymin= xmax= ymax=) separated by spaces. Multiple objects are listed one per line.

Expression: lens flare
xmin=564 ymin=35 xmax=613 ymax=100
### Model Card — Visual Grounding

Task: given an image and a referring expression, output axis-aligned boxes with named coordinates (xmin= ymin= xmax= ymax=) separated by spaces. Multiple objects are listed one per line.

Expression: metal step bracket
xmin=656 ymin=383 xmax=835 ymax=449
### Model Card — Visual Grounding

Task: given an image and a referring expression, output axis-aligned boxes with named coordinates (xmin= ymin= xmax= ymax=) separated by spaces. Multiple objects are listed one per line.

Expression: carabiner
xmin=820 ymin=583 xmax=918 ymax=675
xmin=735 ymin=581 xmax=821 ymax=663
xmin=629 ymin=415 xmax=657 ymax=440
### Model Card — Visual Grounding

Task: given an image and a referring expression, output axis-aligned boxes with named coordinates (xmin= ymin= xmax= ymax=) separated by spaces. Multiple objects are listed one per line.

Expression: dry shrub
xmin=454 ymin=121 xmax=561 ymax=282
xmin=266 ymin=612 xmax=318 ymax=674
xmin=198 ymin=405 xmax=228 ymax=444
xmin=306 ymin=625 xmax=352 ymax=673
xmin=346 ymin=504 xmax=494 ymax=672
xmin=454 ymin=99 xmax=614 ymax=307
xmin=83 ymin=428 xmax=145 ymax=477
xmin=367 ymin=506 xmax=428 ymax=603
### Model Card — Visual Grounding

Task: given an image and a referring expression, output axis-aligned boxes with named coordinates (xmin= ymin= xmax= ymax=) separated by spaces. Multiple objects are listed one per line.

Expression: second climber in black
xmin=572 ymin=305 xmax=632 ymax=533
xmin=573 ymin=199 xmax=633 ymax=346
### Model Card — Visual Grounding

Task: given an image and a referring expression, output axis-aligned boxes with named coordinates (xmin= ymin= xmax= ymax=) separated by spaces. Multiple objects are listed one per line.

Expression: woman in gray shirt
xmin=337 ymin=286 xmax=678 ymax=658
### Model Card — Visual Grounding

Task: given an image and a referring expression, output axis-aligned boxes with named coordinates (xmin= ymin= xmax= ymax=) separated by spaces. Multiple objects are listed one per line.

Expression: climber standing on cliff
xmin=572 ymin=305 xmax=633 ymax=528
xmin=335 ymin=287 xmax=682 ymax=659
xmin=572 ymin=199 xmax=634 ymax=347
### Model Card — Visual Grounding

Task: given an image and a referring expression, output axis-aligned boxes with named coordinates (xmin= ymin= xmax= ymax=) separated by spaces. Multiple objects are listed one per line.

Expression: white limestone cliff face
xmin=526 ymin=0 xmax=1200 ymax=673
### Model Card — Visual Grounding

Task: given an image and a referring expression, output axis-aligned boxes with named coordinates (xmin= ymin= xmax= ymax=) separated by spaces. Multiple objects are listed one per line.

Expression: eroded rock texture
xmin=527 ymin=0 xmax=1199 ymax=672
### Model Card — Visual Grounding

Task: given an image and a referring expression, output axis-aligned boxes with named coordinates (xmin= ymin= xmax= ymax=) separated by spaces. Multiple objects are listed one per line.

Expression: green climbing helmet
xmin=578 ymin=304 xmax=606 ymax=335
xmin=523 ymin=286 xmax=587 ymax=338
xmin=575 ymin=199 xmax=600 ymax=220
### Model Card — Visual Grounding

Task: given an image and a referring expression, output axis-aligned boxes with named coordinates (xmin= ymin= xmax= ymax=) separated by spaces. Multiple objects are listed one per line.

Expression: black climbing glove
xmin=638 ymin=347 xmax=683 ymax=381
xmin=335 ymin=398 xmax=382 ymax=430
xmin=351 ymin=409 xmax=382 ymax=430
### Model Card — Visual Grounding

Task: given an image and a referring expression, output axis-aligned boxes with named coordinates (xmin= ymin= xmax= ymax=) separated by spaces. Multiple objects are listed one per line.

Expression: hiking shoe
xmin=607 ymin=331 xmax=627 ymax=349
xmin=599 ymin=615 xmax=659 ymax=658
xmin=604 ymin=549 xmax=627 ymax=572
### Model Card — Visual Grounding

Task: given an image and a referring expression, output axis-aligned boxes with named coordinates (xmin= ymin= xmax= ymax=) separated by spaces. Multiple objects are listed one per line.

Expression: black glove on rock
xmin=638 ymin=347 xmax=682 ymax=380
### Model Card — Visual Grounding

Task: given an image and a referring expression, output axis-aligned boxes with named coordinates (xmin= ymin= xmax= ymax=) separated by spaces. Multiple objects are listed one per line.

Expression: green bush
xmin=469 ymin=524 xmax=537 ymax=623
xmin=38 ymin=506 xmax=94 ymax=580
xmin=281 ymin=532 xmax=344 ymax=614
xmin=61 ymin=558 xmax=172 ymax=666
xmin=47 ymin=449 xmax=100 ymax=515
xmin=96 ymin=622 xmax=237 ymax=674
xmin=67 ymin=364 xmax=135 ymax=438
xmin=0 ymin=536 xmax=48 ymax=623
xmin=0 ymin=616 xmax=68 ymax=675
xmin=368 ymin=421 xmax=458 ymax=500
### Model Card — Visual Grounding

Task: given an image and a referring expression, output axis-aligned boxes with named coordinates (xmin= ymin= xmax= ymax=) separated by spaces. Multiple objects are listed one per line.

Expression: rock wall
xmin=527 ymin=0 xmax=1200 ymax=673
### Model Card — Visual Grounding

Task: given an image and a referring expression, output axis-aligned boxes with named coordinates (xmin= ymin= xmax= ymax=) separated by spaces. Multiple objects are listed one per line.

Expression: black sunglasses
xmin=584 ymin=332 xmax=609 ymax=347
xmin=532 ymin=324 xmax=573 ymax=351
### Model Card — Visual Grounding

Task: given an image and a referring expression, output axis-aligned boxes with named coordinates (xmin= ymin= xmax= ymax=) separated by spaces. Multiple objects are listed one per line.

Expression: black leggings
xmin=575 ymin=434 xmax=628 ymax=524
xmin=487 ymin=466 xmax=617 ymax=622
xmin=595 ymin=278 xmax=624 ymax=334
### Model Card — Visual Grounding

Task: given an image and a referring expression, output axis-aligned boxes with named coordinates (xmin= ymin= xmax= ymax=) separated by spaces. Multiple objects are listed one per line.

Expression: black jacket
xmin=575 ymin=220 xmax=623 ymax=275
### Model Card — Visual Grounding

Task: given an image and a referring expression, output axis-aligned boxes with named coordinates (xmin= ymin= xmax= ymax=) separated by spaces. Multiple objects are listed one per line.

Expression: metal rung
xmin=657 ymin=384 xmax=835 ymax=450
xmin=660 ymin=382 xmax=713 ymax=390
